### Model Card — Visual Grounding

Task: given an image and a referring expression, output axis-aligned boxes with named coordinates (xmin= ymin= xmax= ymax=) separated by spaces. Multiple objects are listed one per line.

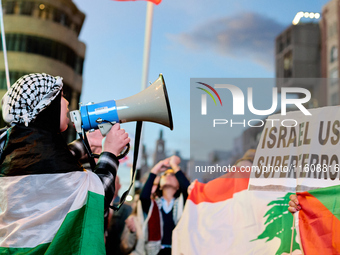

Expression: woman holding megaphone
xmin=0 ymin=73 xmax=130 ymax=254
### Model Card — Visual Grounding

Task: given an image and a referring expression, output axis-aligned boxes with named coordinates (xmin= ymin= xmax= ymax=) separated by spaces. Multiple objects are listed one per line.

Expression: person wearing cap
xmin=139 ymin=155 xmax=190 ymax=255
xmin=0 ymin=73 xmax=130 ymax=254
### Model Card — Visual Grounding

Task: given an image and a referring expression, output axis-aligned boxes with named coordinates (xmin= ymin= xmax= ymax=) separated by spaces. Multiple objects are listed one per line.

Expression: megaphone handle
xmin=117 ymin=143 xmax=130 ymax=160
xmin=101 ymin=136 xmax=130 ymax=160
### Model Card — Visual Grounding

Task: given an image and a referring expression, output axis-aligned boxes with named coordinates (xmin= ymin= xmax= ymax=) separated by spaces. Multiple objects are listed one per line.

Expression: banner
xmin=250 ymin=106 xmax=340 ymax=192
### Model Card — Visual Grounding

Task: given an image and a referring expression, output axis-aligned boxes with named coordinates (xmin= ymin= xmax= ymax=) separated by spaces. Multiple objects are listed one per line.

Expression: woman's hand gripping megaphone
xmin=102 ymin=123 xmax=130 ymax=158
xmin=70 ymin=110 xmax=130 ymax=160
xmin=86 ymin=127 xmax=130 ymax=160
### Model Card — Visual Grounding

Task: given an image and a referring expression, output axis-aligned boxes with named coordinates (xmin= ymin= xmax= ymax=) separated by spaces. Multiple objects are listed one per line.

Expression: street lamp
xmin=292 ymin=11 xmax=320 ymax=25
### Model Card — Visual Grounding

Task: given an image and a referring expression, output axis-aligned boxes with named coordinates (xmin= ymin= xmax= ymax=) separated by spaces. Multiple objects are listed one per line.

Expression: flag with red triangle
xmin=296 ymin=185 xmax=340 ymax=254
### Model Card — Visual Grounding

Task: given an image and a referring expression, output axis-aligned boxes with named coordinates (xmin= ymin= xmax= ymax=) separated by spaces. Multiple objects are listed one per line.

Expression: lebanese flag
xmin=296 ymin=185 xmax=340 ymax=254
xmin=0 ymin=171 xmax=105 ymax=254
xmin=173 ymin=169 xmax=302 ymax=255
xmin=113 ymin=0 xmax=161 ymax=5
xmin=172 ymin=171 xmax=251 ymax=254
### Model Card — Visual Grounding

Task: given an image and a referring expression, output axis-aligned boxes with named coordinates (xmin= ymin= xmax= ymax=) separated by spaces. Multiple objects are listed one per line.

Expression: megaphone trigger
xmin=98 ymin=122 xmax=114 ymax=136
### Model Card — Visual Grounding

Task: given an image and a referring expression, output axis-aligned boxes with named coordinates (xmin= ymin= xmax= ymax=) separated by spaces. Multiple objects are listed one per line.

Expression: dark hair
xmin=154 ymin=182 xmax=181 ymax=199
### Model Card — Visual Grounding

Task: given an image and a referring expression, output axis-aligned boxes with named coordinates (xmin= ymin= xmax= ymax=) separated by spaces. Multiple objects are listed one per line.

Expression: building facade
xmin=0 ymin=0 xmax=85 ymax=141
xmin=275 ymin=22 xmax=327 ymax=108
xmin=321 ymin=0 xmax=340 ymax=106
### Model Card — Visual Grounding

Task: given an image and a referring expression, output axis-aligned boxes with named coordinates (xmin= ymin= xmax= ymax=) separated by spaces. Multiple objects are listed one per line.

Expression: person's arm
xmin=95 ymin=152 xmax=119 ymax=210
xmin=95 ymin=124 xmax=130 ymax=210
xmin=120 ymin=224 xmax=137 ymax=254
xmin=120 ymin=215 xmax=137 ymax=253
xmin=169 ymin=155 xmax=190 ymax=201
xmin=140 ymin=173 xmax=156 ymax=213
xmin=175 ymin=170 xmax=190 ymax=201
xmin=140 ymin=159 xmax=170 ymax=213
xmin=68 ymin=130 xmax=103 ymax=163
xmin=68 ymin=139 xmax=87 ymax=161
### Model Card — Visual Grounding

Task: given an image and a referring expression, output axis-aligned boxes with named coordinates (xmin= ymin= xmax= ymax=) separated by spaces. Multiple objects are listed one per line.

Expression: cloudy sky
xmin=72 ymin=0 xmax=328 ymax=164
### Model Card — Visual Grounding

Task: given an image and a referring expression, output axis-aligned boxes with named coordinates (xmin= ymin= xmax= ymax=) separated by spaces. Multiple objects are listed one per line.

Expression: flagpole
xmin=290 ymin=215 xmax=294 ymax=255
xmin=141 ymin=1 xmax=154 ymax=91
xmin=0 ymin=0 xmax=10 ymax=90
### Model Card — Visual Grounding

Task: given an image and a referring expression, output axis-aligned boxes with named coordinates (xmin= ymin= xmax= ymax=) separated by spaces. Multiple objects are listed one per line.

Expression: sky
xmin=72 ymin=0 xmax=330 ymax=165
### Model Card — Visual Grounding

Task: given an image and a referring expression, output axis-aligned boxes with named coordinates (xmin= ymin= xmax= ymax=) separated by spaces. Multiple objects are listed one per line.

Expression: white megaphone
xmin=70 ymin=74 xmax=173 ymax=137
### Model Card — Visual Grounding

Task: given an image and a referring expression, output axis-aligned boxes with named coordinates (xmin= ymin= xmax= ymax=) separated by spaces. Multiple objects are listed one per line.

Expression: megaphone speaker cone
xmin=115 ymin=74 xmax=173 ymax=130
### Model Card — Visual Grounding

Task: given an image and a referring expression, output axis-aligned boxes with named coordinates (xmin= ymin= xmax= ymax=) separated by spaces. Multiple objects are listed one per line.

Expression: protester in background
xmin=0 ymin=73 xmax=130 ymax=253
xmin=106 ymin=175 xmax=133 ymax=254
xmin=119 ymin=174 xmax=162 ymax=255
xmin=119 ymin=194 xmax=145 ymax=255
xmin=139 ymin=155 xmax=190 ymax=255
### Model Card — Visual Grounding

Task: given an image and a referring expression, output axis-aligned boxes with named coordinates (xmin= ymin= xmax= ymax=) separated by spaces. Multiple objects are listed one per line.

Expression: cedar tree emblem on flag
xmin=252 ymin=193 xmax=300 ymax=255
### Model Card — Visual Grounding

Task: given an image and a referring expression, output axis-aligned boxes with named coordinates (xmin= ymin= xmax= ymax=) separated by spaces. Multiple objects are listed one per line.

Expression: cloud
xmin=169 ymin=12 xmax=286 ymax=70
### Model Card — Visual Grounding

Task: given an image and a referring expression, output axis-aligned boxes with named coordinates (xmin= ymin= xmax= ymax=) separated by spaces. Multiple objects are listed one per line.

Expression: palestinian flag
xmin=0 ymin=171 xmax=105 ymax=254
xmin=172 ymin=170 xmax=302 ymax=254
xmin=296 ymin=185 xmax=340 ymax=254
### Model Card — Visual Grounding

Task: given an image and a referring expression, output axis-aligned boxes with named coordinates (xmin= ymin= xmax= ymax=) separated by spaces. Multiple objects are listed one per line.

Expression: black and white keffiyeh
xmin=2 ymin=73 xmax=63 ymax=126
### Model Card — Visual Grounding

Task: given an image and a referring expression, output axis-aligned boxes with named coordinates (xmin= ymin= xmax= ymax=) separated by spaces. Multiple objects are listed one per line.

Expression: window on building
xmin=331 ymin=92 xmax=339 ymax=106
xmin=0 ymin=70 xmax=26 ymax=89
xmin=73 ymin=23 xmax=81 ymax=35
xmin=53 ymin=8 xmax=61 ymax=23
xmin=75 ymin=57 xmax=84 ymax=75
xmin=6 ymin=34 xmax=15 ymax=51
xmin=0 ymin=33 xmax=84 ymax=74
xmin=5 ymin=1 xmax=16 ymax=14
xmin=63 ymin=14 xmax=71 ymax=28
xmin=328 ymin=23 xmax=337 ymax=38
xmin=0 ymin=71 xmax=6 ymax=90
xmin=286 ymin=31 xmax=291 ymax=46
xmin=331 ymin=46 xmax=338 ymax=63
xmin=20 ymin=1 xmax=34 ymax=16
xmin=276 ymin=37 xmax=284 ymax=53
xmin=53 ymin=9 xmax=71 ymax=28
xmin=283 ymin=51 xmax=293 ymax=78
xmin=10 ymin=71 xmax=23 ymax=85
xmin=330 ymin=68 xmax=339 ymax=87
xmin=4 ymin=2 xmax=80 ymax=34
xmin=329 ymin=23 xmax=338 ymax=38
